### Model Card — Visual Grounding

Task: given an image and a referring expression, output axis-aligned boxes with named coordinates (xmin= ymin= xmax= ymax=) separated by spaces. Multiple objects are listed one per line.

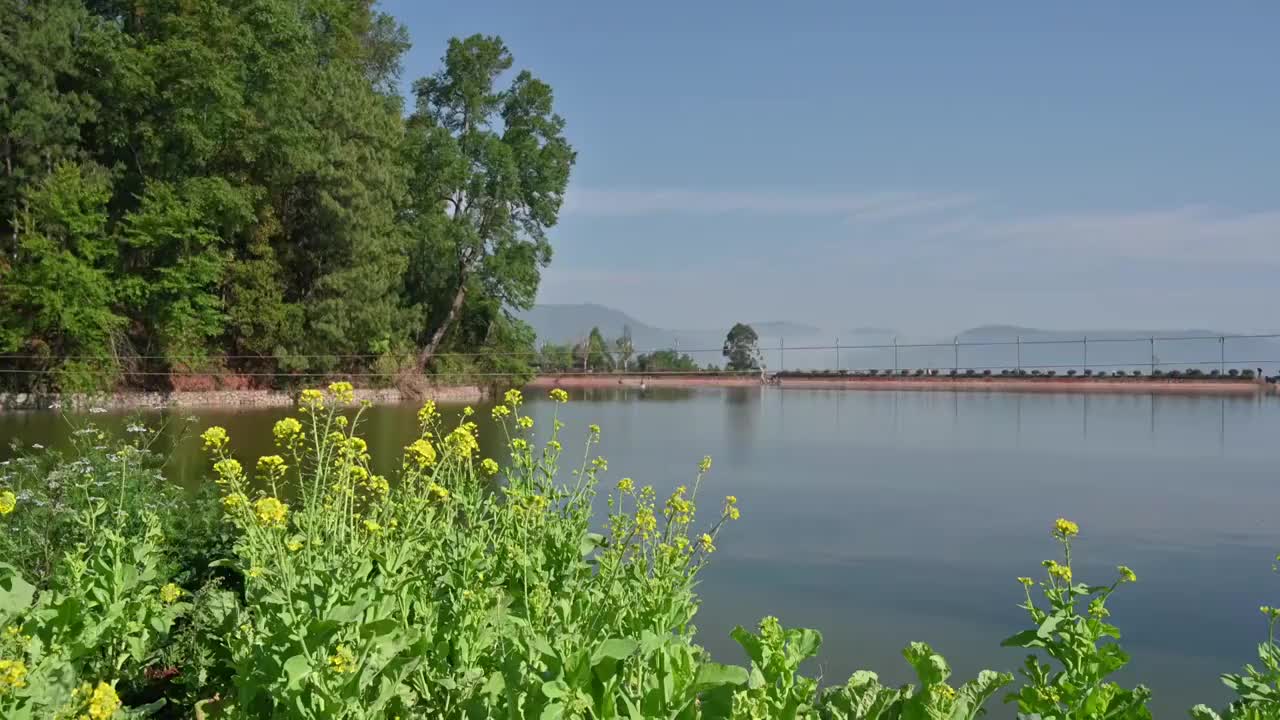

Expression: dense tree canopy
xmin=0 ymin=1 xmax=573 ymax=392
xmin=723 ymin=323 xmax=762 ymax=371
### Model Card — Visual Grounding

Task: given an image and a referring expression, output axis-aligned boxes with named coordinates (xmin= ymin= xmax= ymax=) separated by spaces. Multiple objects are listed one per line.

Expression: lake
xmin=3 ymin=387 xmax=1278 ymax=716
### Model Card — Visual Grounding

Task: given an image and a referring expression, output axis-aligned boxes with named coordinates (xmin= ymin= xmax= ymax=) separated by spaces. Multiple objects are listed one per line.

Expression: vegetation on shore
xmin=1 ymin=384 xmax=1278 ymax=718
xmin=1 ymin=2 xmax=572 ymax=394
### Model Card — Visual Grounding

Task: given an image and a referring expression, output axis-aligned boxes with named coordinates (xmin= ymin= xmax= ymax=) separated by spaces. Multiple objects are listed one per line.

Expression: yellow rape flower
xmin=201 ymin=426 xmax=229 ymax=452
xmin=0 ymin=490 xmax=15 ymax=516
xmin=298 ymin=389 xmax=324 ymax=413
xmin=87 ymin=681 xmax=120 ymax=720
xmin=635 ymin=509 xmax=657 ymax=539
xmin=699 ymin=533 xmax=716 ymax=554
xmin=1117 ymin=565 xmax=1137 ymax=584
xmin=247 ymin=567 xmax=264 ymax=579
xmin=212 ymin=458 xmax=243 ymax=486
xmin=0 ymin=658 xmax=28 ymax=693
xmin=549 ymin=388 xmax=569 ymax=403
xmin=446 ymin=423 xmax=480 ymax=457
xmin=405 ymin=439 xmax=437 ymax=469
xmin=417 ymin=400 xmax=437 ymax=425
xmin=492 ymin=405 xmax=511 ymax=420
xmin=273 ymin=417 xmax=303 ymax=447
xmin=504 ymin=388 xmax=523 ymax=407
xmin=724 ymin=495 xmax=740 ymax=521
xmin=699 ymin=455 xmax=713 ymax=473
xmin=516 ymin=416 xmax=533 ymax=430
xmin=256 ymin=455 xmax=287 ymax=481
xmin=592 ymin=456 xmax=608 ymax=472
xmin=253 ymin=497 xmax=289 ymax=528
xmin=363 ymin=519 xmax=383 ymax=535
xmin=327 ymin=381 xmax=355 ymax=403
xmin=160 ymin=583 xmax=183 ymax=604
xmin=588 ymin=423 xmax=601 ymax=435
xmin=428 ymin=483 xmax=451 ymax=503
xmin=934 ymin=683 xmax=957 ymax=702
xmin=1017 ymin=577 xmax=1034 ymax=587
xmin=1043 ymin=560 xmax=1072 ymax=584
xmin=1053 ymin=517 xmax=1079 ymax=539
xmin=481 ymin=458 xmax=500 ymax=476
xmin=222 ymin=492 xmax=247 ymax=510
xmin=329 ymin=644 xmax=357 ymax=674
xmin=546 ymin=440 xmax=560 ymax=452
xmin=287 ymin=540 xmax=304 ymax=552
xmin=617 ymin=478 xmax=634 ymax=494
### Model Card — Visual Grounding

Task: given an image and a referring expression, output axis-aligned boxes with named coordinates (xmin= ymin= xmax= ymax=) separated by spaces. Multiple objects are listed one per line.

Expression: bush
xmin=983 ymin=369 xmax=992 ymax=376
xmin=1229 ymin=369 xmax=1240 ymax=378
xmin=1066 ymin=369 xmax=1077 ymax=377
xmin=1132 ymin=370 xmax=1144 ymax=377
xmin=1046 ymin=370 xmax=1057 ymax=377
xmin=1031 ymin=370 xmax=1042 ymax=377
xmin=1083 ymin=369 xmax=1094 ymax=377
xmin=1210 ymin=369 xmax=1222 ymax=377
xmin=1243 ymin=369 xmax=1256 ymax=380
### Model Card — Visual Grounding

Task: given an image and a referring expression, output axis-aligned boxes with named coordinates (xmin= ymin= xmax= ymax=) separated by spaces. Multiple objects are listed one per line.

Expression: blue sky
xmin=382 ymin=0 xmax=1280 ymax=335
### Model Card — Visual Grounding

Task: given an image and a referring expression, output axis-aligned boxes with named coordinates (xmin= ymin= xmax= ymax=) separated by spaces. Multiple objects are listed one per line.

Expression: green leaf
xmin=591 ymin=638 xmax=639 ymax=666
xmin=692 ymin=662 xmax=749 ymax=691
xmin=283 ymin=654 xmax=311 ymax=690
xmin=542 ymin=679 xmax=570 ymax=699
xmin=0 ymin=563 xmax=35 ymax=617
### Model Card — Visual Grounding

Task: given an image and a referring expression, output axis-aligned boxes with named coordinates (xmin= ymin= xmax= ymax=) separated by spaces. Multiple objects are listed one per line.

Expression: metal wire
xmin=1 ymin=333 xmax=1277 ymax=361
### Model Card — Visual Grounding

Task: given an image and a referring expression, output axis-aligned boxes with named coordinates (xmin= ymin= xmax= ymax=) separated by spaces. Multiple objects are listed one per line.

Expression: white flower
xmin=31 ymin=443 xmax=43 ymax=450
xmin=89 ymin=407 xmax=107 ymax=414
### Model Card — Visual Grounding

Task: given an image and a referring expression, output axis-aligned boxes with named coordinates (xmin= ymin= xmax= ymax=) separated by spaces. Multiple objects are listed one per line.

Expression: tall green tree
xmin=723 ymin=323 xmax=762 ymax=371
xmin=614 ymin=324 xmax=635 ymax=372
xmin=404 ymin=34 xmax=575 ymax=368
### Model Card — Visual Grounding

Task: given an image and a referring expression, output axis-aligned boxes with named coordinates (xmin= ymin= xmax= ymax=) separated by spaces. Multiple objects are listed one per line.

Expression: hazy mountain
xmin=516 ymin=306 xmax=1280 ymax=373
xmin=750 ymin=321 xmax=823 ymax=338
xmin=516 ymin=304 xmax=824 ymax=363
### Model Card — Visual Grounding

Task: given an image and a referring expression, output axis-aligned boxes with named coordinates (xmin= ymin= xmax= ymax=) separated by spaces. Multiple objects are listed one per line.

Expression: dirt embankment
xmin=0 ymin=385 xmax=485 ymax=411
xmin=528 ymin=374 xmax=1275 ymax=396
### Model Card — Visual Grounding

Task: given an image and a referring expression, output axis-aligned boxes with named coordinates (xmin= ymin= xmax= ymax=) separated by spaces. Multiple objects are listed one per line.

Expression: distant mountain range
xmin=517 ymin=304 xmax=1280 ymax=372
xmin=515 ymin=304 xmax=820 ymax=358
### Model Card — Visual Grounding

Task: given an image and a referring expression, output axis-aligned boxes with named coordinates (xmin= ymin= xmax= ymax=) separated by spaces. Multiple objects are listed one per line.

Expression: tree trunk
xmin=418 ymin=282 xmax=468 ymax=369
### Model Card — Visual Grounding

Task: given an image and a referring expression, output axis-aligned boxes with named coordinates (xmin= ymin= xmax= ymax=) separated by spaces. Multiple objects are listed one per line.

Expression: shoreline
xmin=0 ymin=385 xmax=485 ymax=412
xmin=528 ymin=374 xmax=1275 ymax=396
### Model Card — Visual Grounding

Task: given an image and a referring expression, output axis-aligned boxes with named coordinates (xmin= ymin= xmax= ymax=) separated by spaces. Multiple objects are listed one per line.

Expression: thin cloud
xmin=563 ymin=187 xmax=976 ymax=222
xmin=946 ymin=206 xmax=1280 ymax=263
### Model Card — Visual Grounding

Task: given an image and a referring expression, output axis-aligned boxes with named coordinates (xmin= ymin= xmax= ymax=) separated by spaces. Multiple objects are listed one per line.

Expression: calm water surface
xmin=3 ymin=388 xmax=1278 ymax=716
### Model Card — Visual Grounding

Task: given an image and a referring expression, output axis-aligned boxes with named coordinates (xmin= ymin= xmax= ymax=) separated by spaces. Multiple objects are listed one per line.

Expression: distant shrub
xmin=1153 ymin=370 xmax=1165 ymax=377
xmin=914 ymin=369 xmax=925 ymax=376
xmin=1083 ymin=369 xmax=1094 ymax=377
xmin=1131 ymin=370 xmax=1143 ymax=377
xmin=1031 ymin=370 xmax=1042 ymax=377
xmin=1210 ymin=369 xmax=1221 ymax=377
xmin=1046 ymin=370 xmax=1057 ymax=377
xmin=1066 ymin=369 xmax=1077 ymax=377
xmin=1168 ymin=370 xmax=1183 ymax=379
xmin=983 ymin=369 xmax=992 ymax=376
xmin=1242 ymin=369 xmax=1256 ymax=380
xmin=899 ymin=369 xmax=910 ymax=376
xmin=1228 ymin=369 xmax=1240 ymax=378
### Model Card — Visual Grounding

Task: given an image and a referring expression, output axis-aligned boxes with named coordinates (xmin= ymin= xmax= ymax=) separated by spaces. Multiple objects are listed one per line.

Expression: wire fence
xmin=2 ymin=334 xmax=1279 ymax=383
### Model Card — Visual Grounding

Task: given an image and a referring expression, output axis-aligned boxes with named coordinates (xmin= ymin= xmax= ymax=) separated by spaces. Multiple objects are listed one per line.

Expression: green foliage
xmin=1002 ymin=519 xmax=1152 ymax=718
xmin=723 ymin=323 xmax=762 ymax=371
xmin=821 ymin=643 xmax=1012 ymax=720
xmin=405 ymin=34 xmax=576 ymax=364
xmin=1 ymin=3 xmax=572 ymax=393
xmin=637 ymin=349 xmax=702 ymax=372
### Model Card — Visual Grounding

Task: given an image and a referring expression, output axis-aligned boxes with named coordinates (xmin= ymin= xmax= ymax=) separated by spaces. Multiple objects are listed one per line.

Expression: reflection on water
xmin=2 ymin=388 xmax=1278 ymax=716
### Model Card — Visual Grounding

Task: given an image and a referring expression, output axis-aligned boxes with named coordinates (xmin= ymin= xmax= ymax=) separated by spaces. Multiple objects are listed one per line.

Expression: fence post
xmin=893 ymin=336 xmax=899 ymax=372
xmin=1150 ymin=337 xmax=1155 ymax=374
xmin=1220 ymin=336 xmax=1225 ymax=373
xmin=780 ymin=337 xmax=785 ymax=372
xmin=1016 ymin=335 xmax=1021 ymax=371
xmin=1083 ymin=335 xmax=1088 ymax=373
xmin=835 ymin=337 xmax=840 ymax=371
xmin=954 ymin=336 xmax=959 ymax=372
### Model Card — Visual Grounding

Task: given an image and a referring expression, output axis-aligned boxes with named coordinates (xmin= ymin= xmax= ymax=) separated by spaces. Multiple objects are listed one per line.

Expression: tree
xmin=406 ymin=35 xmax=575 ymax=368
xmin=723 ymin=323 xmax=762 ymax=371
xmin=635 ymin=349 xmax=699 ymax=372
xmin=613 ymin=324 xmax=634 ymax=372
